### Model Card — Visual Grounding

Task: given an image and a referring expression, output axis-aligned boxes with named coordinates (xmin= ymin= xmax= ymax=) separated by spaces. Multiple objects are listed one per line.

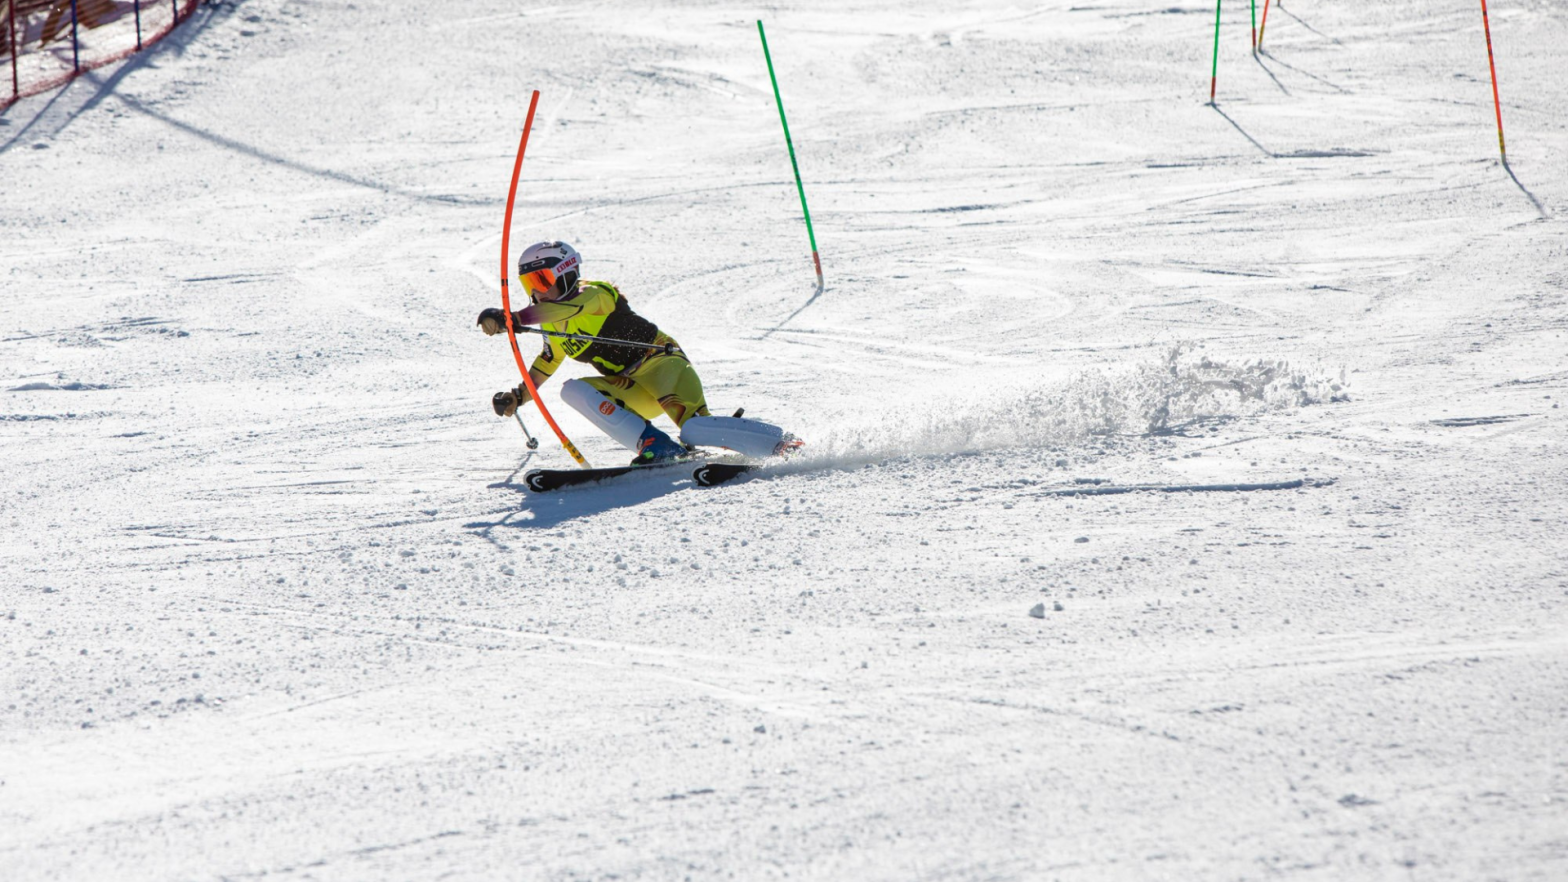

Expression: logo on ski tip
xmin=599 ymin=401 xmax=616 ymax=416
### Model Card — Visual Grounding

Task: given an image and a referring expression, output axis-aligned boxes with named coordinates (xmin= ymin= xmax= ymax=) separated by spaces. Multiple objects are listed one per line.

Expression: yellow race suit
xmin=514 ymin=280 xmax=710 ymax=426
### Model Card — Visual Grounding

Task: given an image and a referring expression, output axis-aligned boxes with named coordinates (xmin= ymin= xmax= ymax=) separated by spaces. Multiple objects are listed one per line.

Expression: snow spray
xmin=500 ymin=90 xmax=591 ymax=468
xmin=1479 ymin=0 xmax=1507 ymax=160
xmin=1208 ymin=0 xmax=1222 ymax=103
xmin=758 ymin=21 xmax=824 ymax=292
xmin=803 ymin=347 xmax=1347 ymax=466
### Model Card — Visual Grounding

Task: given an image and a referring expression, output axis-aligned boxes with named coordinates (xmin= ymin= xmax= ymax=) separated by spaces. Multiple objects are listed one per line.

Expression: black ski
xmin=523 ymin=438 xmax=800 ymax=492
xmin=523 ymin=459 xmax=694 ymax=493
xmin=692 ymin=461 xmax=757 ymax=487
xmin=692 ymin=438 xmax=804 ymax=487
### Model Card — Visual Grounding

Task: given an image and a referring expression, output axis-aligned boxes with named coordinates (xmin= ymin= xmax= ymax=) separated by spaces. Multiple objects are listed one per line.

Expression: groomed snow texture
xmin=2 ymin=2 xmax=1566 ymax=879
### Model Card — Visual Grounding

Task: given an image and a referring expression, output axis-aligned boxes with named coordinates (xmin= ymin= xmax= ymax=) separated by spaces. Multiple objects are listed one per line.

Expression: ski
xmin=692 ymin=461 xmax=758 ymax=487
xmin=523 ymin=458 xmax=696 ymax=493
xmin=523 ymin=440 xmax=800 ymax=492
xmin=692 ymin=438 xmax=804 ymax=487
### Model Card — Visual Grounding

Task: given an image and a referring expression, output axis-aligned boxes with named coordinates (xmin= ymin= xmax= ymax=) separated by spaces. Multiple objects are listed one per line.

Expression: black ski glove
xmin=492 ymin=384 xmax=531 ymax=417
xmin=477 ymin=307 xmax=511 ymax=336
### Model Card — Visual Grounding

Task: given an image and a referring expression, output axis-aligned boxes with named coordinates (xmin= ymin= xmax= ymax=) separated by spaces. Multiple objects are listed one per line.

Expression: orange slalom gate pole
xmin=1479 ymin=0 xmax=1507 ymax=160
xmin=500 ymin=90 xmax=591 ymax=468
xmin=1258 ymin=0 xmax=1272 ymax=48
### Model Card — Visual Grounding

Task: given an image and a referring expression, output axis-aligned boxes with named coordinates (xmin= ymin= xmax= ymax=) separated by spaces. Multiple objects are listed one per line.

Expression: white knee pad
xmin=679 ymin=415 xmax=786 ymax=458
xmin=560 ymin=378 xmax=647 ymax=452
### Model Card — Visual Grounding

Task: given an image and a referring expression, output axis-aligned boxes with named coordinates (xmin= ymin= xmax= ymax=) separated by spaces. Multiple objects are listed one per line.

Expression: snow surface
xmin=2 ymin=1 xmax=1566 ymax=879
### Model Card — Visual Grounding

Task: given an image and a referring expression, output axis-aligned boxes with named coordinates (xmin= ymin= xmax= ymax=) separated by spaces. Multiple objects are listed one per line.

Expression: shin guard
xmin=678 ymin=415 xmax=787 ymax=458
xmin=561 ymin=378 xmax=647 ymax=452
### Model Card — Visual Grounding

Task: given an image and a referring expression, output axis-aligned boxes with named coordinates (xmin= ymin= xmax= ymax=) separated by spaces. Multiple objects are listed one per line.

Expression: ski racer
xmin=478 ymin=240 xmax=795 ymax=464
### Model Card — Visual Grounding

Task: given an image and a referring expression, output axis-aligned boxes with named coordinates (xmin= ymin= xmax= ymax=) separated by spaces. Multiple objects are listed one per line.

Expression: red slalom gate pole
xmin=1479 ymin=0 xmax=1507 ymax=160
xmin=500 ymin=90 xmax=591 ymax=468
xmin=1258 ymin=0 xmax=1272 ymax=49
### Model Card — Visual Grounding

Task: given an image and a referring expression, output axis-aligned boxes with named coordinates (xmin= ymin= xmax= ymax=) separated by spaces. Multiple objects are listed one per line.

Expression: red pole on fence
xmin=9 ymin=0 xmax=18 ymax=104
xmin=1479 ymin=0 xmax=1507 ymax=160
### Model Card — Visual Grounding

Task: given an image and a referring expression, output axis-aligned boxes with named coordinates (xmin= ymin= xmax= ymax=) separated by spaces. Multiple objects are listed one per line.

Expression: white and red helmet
xmin=517 ymin=240 xmax=581 ymax=302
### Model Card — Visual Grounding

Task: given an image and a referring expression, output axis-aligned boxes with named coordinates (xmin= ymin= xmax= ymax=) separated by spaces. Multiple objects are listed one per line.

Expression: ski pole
xmin=513 ymin=325 xmax=681 ymax=354
xmin=513 ymin=411 xmax=540 ymax=450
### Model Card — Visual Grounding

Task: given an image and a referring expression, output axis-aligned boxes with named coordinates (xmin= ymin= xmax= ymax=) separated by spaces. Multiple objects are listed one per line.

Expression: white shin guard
xmin=560 ymin=378 xmax=647 ymax=452
xmin=679 ymin=416 xmax=786 ymax=459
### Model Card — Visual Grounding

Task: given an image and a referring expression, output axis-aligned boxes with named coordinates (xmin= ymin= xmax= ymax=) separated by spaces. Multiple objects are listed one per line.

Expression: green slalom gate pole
xmin=1209 ymin=0 xmax=1222 ymax=103
xmin=1250 ymin=0 xmax=1257 ymax=53
xmin=758 ymin=20 xmax=824 ymax=292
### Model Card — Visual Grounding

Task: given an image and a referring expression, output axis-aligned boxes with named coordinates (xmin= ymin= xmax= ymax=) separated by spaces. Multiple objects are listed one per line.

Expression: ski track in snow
xmin=2 ymin=1 xmax=1566 ymax=879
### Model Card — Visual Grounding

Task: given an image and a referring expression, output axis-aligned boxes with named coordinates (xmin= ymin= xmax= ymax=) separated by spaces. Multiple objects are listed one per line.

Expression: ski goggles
xmin=518 ymin=254 xmax=579 ymax=300
xmin=519 ymin=267 xmax=561 ymax=299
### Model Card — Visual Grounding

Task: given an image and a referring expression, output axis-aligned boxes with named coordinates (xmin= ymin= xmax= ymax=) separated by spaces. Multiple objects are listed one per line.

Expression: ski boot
xmin=631 ymin=422 xmax=687 ymax=465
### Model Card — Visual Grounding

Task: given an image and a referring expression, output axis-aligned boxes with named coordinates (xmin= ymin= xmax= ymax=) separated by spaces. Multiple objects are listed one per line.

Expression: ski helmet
xmin=517 ymin=240 xmax=581 ymax=302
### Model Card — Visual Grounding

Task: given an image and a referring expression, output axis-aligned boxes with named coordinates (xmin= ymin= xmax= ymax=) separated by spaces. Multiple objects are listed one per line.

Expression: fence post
xmin=70 ymin=0 xmax=79 ymax=73
xmin=9 ymin=0 xmax=19 ymax=104
xmin=171 ymin=0 xmax=177 ymax=23
xmin=135 ymin=0 xmax=142 ymax=50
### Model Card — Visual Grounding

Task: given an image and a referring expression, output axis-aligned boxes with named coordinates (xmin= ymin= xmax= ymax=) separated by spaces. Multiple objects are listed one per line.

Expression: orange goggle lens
xmin=520 ymin=267 xmax=558 ymax=297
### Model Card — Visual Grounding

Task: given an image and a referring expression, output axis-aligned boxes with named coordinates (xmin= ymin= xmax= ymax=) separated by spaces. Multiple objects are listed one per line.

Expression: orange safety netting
xmin=4 ymin=0 xmax=200 ymax=110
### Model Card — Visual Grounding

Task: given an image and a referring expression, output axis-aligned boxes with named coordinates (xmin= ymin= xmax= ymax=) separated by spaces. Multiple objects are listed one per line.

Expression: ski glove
xmin=492 ymin=384 xmax=531 ymax=417
xmin=477 ymin=307 xmax=512 ymax=336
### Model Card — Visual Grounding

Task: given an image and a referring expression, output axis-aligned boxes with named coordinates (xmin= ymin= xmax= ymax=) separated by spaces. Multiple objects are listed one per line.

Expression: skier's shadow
xmin=466 ymin=462 xmax=694 ymax=533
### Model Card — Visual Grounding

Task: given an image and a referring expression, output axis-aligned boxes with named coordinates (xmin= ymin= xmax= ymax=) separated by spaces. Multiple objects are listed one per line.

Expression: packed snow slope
xmin=3 ymin=1 xmax=1566 ymax=879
